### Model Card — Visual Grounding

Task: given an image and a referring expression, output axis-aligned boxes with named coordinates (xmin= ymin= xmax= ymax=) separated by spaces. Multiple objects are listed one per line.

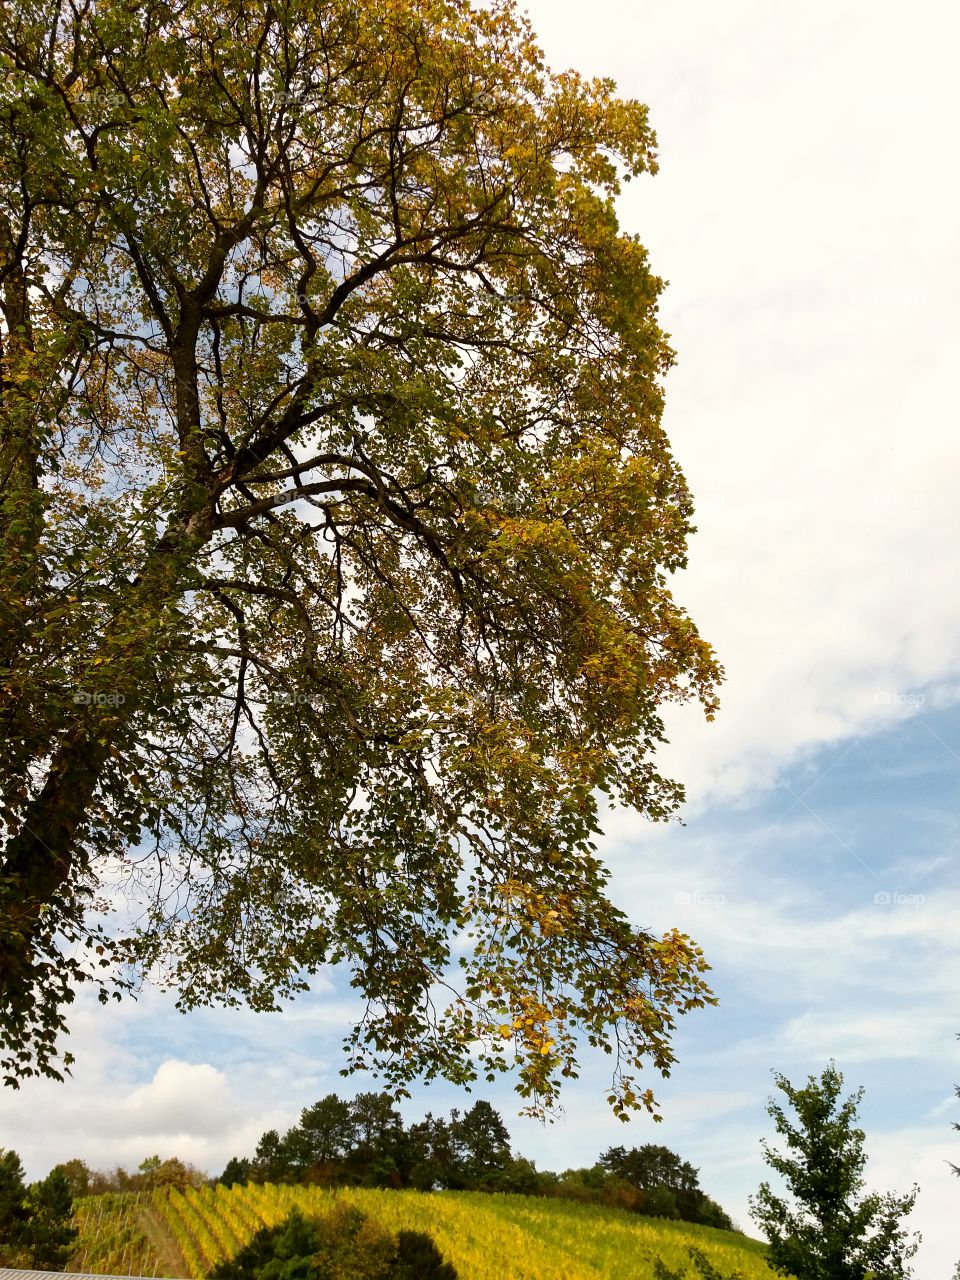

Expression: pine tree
xmin=0 ymin=1149 xmax=30 ymax=1266
xmin=449 ymin=1101 xmax=513 ymax=1189
xmin=219 ymin=1157 xmax=253 ymax=1189
xmin=23 ymin=1168 xmax=78 ymax=1270
xmin=750 ymin=1064 xmax=919 ymax=1280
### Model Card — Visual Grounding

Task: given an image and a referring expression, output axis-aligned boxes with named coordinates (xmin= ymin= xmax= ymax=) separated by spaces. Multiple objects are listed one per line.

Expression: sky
xmin=3 ymin=1 xmax=960 ymax=1276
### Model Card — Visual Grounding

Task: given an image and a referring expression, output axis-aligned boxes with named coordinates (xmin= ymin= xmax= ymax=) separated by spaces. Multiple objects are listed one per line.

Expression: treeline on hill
xmin=40 ymin=1094 xmax=733 ymax=1231
xmin=215 ymin=1093 xmax=733 ymax=1231
xmin=53 ymin=1152 xmax=208 ymax=1196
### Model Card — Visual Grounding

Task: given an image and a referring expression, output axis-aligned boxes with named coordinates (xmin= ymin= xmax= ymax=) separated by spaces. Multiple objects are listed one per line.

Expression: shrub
xmin=209 ymin=1207 xmax=458 ymax=1280
xmin=654 ymin=1248 xmax=743 ymax=1280
xmin=391 ymin=1230 xmax=458 ymax=1280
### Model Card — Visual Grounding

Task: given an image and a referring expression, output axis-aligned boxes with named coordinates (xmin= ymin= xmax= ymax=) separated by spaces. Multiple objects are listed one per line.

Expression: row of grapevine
xmin=151 ymin=1189 xmax=208 ymax=1280
xmin=221 ymin=1183 xmax=270 ymax=1236
xmin=179 ymin=1187 xmax=244 ymax=1260
xmin=69 ymin=1192 xmax=164 ymax=1277
xmin=171 ymin=1188 xmax=228 ymax=1269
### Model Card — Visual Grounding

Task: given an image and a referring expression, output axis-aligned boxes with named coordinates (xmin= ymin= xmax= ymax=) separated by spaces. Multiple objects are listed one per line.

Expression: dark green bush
xmin=391 ymin=1230 xmax=458 ymax=1280
xmin=653 ymin=1248 xmax=742 ymax=1280
xmin=208 ymin=1207 xmax=457 ymax=1280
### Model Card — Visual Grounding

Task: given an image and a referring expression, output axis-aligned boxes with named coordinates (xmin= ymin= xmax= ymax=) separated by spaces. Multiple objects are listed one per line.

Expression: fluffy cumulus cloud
xmin=113 ymin=1061 xmax=234 ymax=1140
xmin=0 ymin=988 xmax=321 ymax=1177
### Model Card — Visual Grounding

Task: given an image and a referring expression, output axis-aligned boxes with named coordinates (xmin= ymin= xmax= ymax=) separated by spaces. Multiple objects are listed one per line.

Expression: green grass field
xmin=68 ymin=1182 xmax=777 ymax=1280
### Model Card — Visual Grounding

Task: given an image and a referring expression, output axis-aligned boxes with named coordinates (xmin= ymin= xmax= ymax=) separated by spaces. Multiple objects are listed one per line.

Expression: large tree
xmin=0 ymin=0 xmax=720 ymax=1113
xmin=448 ymin=1099 xmax=512 ymax=1189
xmin=750 ymin=1064 xmax=919 ymax=1280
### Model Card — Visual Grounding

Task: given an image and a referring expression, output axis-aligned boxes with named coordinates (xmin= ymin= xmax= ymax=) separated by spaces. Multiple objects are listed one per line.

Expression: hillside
xmin=68 ymin=1183 xmax=778 ymax=1280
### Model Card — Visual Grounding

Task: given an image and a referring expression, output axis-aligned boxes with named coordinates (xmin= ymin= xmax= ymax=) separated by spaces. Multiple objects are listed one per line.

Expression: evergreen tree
xmin=253 ymin=1131 xmax=294 ymax=1184
xmin=51 ymin=1159 xmax=92 ymax=1200
xmin=450 ymin=1101 xmax=513 ymax=1189
xmin=750 ymin=1064 xmax=920 ymax=1280
xmin=287 ymin=1096 xmax=356 ymax=1182
xmin=601 ymin=1144 xmax=699 ymax=1195
xmin=406 ymin=1115 xmax=458 ymax=1192
xmin=345 ymin=1094 xmax=407 ymax=1188
xmin=23 ymin=1167 xmax=78 ymax=1270
xmin=0 ymin=1152 xmax=77 ymax=1269
xmin=599 ymin=1144 xmax=732 ymax=1228
xmin=0 ymin=1149 xmax=30 ymax=1266
xmin=219 ymin=1157 xmax=253 ymax=1189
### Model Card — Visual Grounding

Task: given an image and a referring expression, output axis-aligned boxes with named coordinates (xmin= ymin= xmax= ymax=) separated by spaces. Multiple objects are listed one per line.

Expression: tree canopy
xmin=750 ymin=1065 xmax=919 ymax=1280
xmin=0 ymin=0 xmax=720 ymax=1114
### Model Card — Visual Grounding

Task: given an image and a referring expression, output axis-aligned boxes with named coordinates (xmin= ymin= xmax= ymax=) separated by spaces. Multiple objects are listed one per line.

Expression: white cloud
xmin=114 ymin=1061 xmax=234 ymax=1139
xmin=521 ymin=0 xmax=960 ymax=811
xmin=0 ymin=986 xmax=349 ymax=1180
xmin=776 ymin=1011 xmax=958 ymax=1065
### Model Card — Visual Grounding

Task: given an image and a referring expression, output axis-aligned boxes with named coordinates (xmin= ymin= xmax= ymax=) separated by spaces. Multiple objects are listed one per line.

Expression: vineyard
xmin=67 ymin=1183 xmax=779 ymax=1280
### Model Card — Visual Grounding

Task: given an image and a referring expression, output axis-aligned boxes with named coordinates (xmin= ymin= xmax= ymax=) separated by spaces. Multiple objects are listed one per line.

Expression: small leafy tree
xmin=136 ymin=1155 xmax=203 ymax=1190
xmin=750 ymin=1064 xmax=920 ymax=1280
xmin=50 ymin=1157 xmax=92 ymax=1199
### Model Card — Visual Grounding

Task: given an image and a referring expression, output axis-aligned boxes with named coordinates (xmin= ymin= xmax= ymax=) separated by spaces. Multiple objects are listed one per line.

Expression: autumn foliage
xmin=0 ymin=0 xmax=720 ymax=1111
